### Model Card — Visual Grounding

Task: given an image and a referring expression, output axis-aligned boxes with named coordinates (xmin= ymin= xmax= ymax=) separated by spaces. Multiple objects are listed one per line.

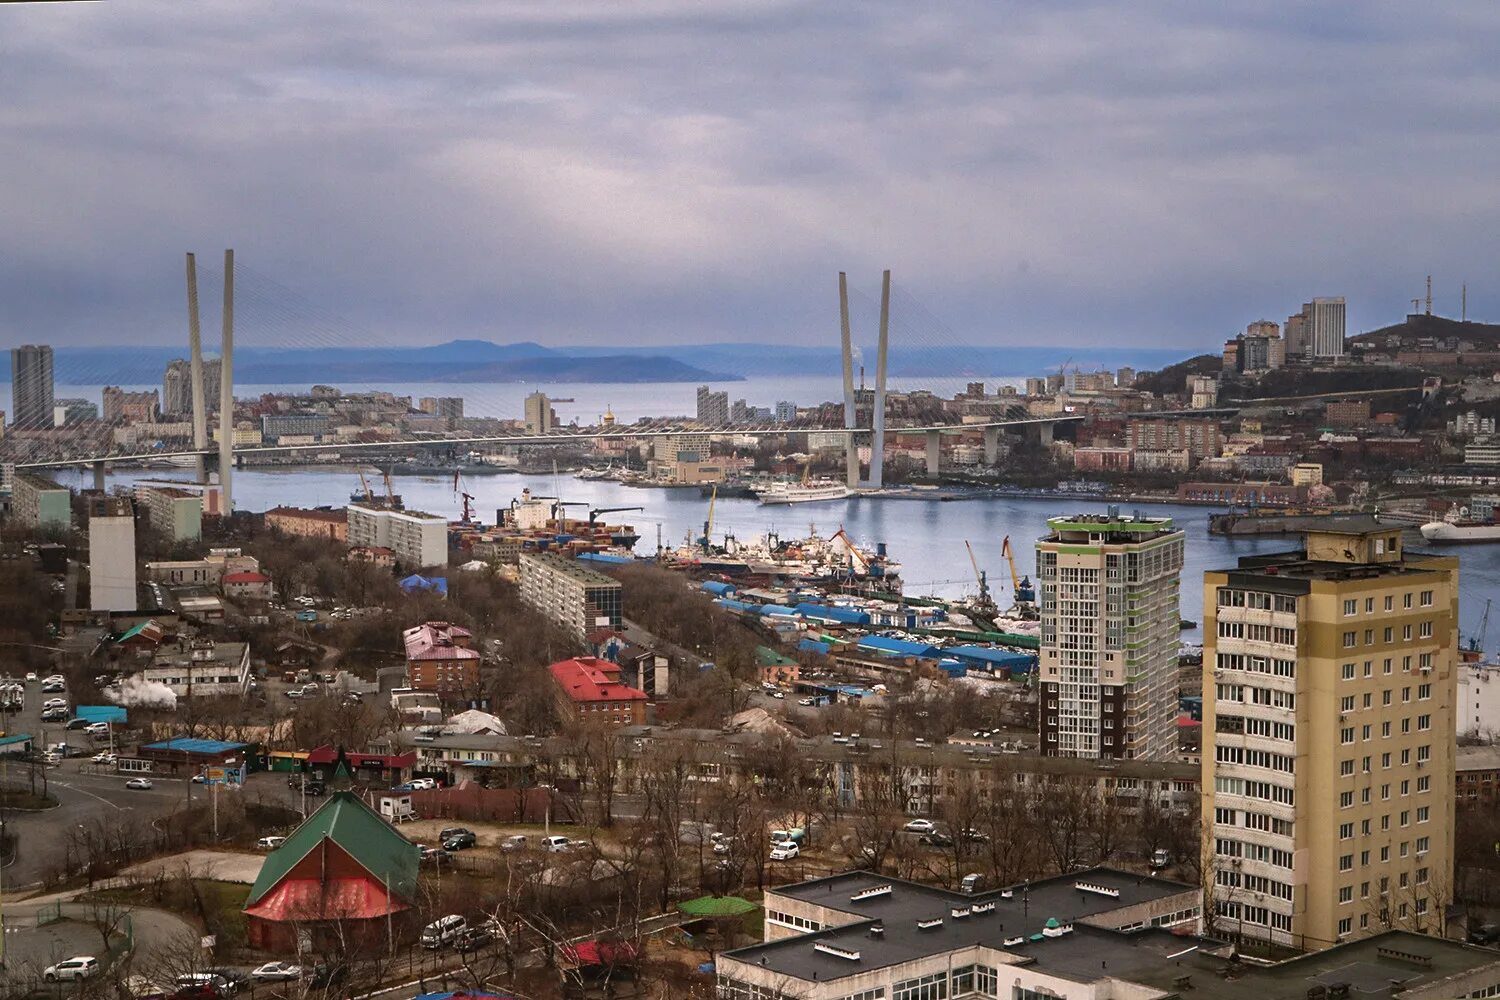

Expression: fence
xmin=411 ymin=786 xmax=579 ymax=824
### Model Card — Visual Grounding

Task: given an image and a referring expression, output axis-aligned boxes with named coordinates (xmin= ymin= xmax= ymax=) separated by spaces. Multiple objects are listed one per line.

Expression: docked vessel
xmin=664 ymin=527 xmax=901 ymax=595
xmin=1421 ymin=499 xmax=1500 ymax=544
xmin=754 ymin=480 xmax=852 ymax=505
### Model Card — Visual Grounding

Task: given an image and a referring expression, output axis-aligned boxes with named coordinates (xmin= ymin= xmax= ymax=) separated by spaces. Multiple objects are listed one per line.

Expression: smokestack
xmin=185 ymin=253 xmax=208 ymax=483
xmin=870 ymin=269 xmax=891 ymax=489
xmin=218 ymin=249 xmax=235 ymax=514
xmin=839 ymin=272 xmax=858 ymax=489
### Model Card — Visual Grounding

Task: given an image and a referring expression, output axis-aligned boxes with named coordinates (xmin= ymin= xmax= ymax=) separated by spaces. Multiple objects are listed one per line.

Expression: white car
xmin=85 ymin=722 xmax=110 ymax=736
xmin=257 ymin=836 xmax=287 ymax=850
xmin=92 ymin=752 xmax=117 ymax=765
xmin=797 ymin=697 xmax=815 ymax=706
xmin=24 ymin=672 xmax=37 ymax=682
xmin=409 ymin=777 xmax=437 ymax=790
xmin=769 ymin=842 xmax=800 ymax=861
xmin=42 ymin=697 xmax=68 ymax=710
xmin=42 ymin=674 xmax=65 ymax=685
xmin=251 ymin=962 xmax=302 ymax=982
xmin=125 ymin=777 xmax=153 ymax=791
xmin=903 ymin=819 xmax=936 ymax=835
xmin=712 ymin=840 xmax=731 ymax=855
xmin=44 ymin=957 xmax=99 ymax=982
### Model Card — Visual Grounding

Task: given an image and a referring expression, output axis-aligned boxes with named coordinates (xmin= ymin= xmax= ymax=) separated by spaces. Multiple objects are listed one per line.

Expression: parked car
xmin=919 ymin=832 xmax=954 ymax=848
xmin=92 ymin=751 xmax=116 ymax=765
xmin=797 ymin=697 xmax=815 ymax=706
xmin=40 ymin=708 xmax=67 ymax=722
xmin=903 ymin=818 xmax=936 ymax=835
xmin=1150 ymin=848 xmax=1170 ymax=869
xmin=66 ymin=717 xmax=91 ymax=730
xmin=455 ymin=926 xmax=493 ymax=953
xmin=85 ymin=722 xmax=111 ymax=736
xmin=45 ymin=957 xmax=100 ymax=982
xmin=409 ymin=777 xmax=437 ymax=790
xmin=443 ymin=831 xmax=477 ymax=851
xmin=500 ymin=835 xmax=528 ymax=852
xmin=420 ymin=846 xmax=450 ymax=864
xmin=42 ymin=697 xmax=67 ymax=710
xmin=24 ymin=672 xmax=37 ymax=682
xmin=250 ymin=962 xmax=302 ymax=982
xmin=125 ymin=777 xmax=154 ymax=790
xmin=304 ymin=964 xmax=346 ymax=988
xmin=769 ymin=841 xmax=800 ymax=861
xmin=542 ymin=835 xmax=574 ymax=853
xmin=201 ymin=969 xmax=249 ymax=995
xmin=420 ymin=914 xmax=467 ymax=949
xmin=257 ymin=836 xmax=287 ymax=850
xmin=439 ymin=827 xmax=472 ymax=842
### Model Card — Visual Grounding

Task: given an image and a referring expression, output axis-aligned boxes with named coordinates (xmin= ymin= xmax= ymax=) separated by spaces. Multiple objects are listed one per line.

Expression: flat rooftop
xmin=728 ymin=868 xmax=1195 ymax=983
xmin=1220 ymin=549 xmax=1452 ymax=588
xmin=520 ymin=550 xmax=620 ymax=586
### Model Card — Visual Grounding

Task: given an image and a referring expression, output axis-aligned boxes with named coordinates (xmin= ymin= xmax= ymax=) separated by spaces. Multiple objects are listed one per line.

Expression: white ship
xmin=754 ymin=480 xmax=852 ymax=505
xmin=1420 ymin=501 xmax=1500 ymax=544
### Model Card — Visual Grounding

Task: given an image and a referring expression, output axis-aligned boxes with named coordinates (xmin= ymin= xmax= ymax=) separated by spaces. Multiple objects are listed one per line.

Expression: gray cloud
xmin=2 ymin=0 xmax=1498 ymax=352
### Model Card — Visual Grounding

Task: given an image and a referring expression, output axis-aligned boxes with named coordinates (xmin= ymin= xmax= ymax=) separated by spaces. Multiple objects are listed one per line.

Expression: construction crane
xmin=382 ymin=468 xmax=397 ymax=505
xmin=1001 ymin=536 xmax=1036 ymax=609
xmin=459 ymin=492 xmax=476 ymax=523
xmin=964 ymin=540 xmax=991 ymax=607
xmin=356 ymin=469 xmax=375 ymax=503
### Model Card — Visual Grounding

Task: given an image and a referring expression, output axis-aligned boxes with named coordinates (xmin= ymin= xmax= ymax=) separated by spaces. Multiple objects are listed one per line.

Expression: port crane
xmin=589 ymin=506 xmax=642 ymax=527
xmin=1468 ymin=598 xmax=1492 ymax=655
xmin=699 ymin=484 xmax=718 ymax=551
xmin=356 ymin=469 xmax=375 ymax=503
xmin=964 ymin=540 xmax=992 ymax=607
xmin=1001 ymin=536 xmax=1037 ymax=611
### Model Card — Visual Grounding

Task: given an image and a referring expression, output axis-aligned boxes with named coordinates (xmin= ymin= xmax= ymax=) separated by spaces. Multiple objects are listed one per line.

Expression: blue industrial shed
xmin=793 ymin=603 xmax=870 ymax=626
xmin=856 ymin=636 xmax=943 ymax=659
xmin=946 ymin=645 xmax=1038 ymax=674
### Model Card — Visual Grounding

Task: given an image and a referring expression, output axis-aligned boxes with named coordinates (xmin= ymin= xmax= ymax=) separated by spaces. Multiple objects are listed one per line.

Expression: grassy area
xmin=0 ymin=789 xmax=59 ymax=810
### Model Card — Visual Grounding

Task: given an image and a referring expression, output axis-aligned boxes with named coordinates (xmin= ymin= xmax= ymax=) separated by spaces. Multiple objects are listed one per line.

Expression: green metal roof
xmin=754 ymin=645 xmax=797 ymax=667
xmin=245 ymin=791 xmax=421 ymax=907
xmin=115 ymin=620 xmax=158 ymax=643
xmin=677 ymin=895 xmax=758 ymax=918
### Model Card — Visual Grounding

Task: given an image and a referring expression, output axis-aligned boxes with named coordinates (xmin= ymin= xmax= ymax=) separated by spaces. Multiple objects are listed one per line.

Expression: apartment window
xmin=1420 ymin=590 xmax=1434 ymax=607
xmin=1417 ymin=744 xmax=1431 ymax=762
xmin=1361 ymin=881 xmax=1370 ymax=898
xmin=1382 ymin=753 xmax=1391 ymax=768
xmin=1384 ymin=658 xmax=1393 ymax=675
xmin=1402 ymin=749 xmax=1411 ymax=765
xmin=1417 ymin=775 xmax=1430 ymax=792
xmin=1404 ymin=592 xmax=1414 ymax=609
xmin=1400 ymin=810 xmax=1410 ymax=827
xmin=1364 ymin=629 xmax=1374 ymax=645
xmin=1381 ymin=846 xmax=1390 ymax=862
xmin=1339 ymin=854 xmax=1353 ymax=872
xmin=1403 ymin=625 xmax=1413 ymax=641
xmin=1385 ymin=596 xmax=1394 ymax=612
xmin=1362 ymin=756 xmax=1371 ymax=772
xmin=1384 ymin=627 xmax=1394 ymax=643
xmin=1416 ymin=867 xmax=1428 ymax=884
xmin=1340 ymin=791 xmax=1354 ymax=808
xmin=1344 ymin=599 xmax=1357 ymax=616
xmin=1338 ymin=917 xmax=1353 ymax=936
xmin=1364 ymin=661 xmax=1374 ymax=678
xmin=1340 ymin=759 xmax=1354 ymax=777
xmin=1381 ymin=815 xmax=1391 ymax=831
xmin=1381 ymin=783 xmax=1390 ymax=800
xmin=1362 ymin=724 xmax=1372 ymax=740
xmin=1417 ymin=836 xmax=1430 ymax=853
xmin=1339 ymin=886 xmax=1353 ymax=903
xmin=1341 ymin=727 xmax=1355 ymax=744
xmin=1343 ymin=632 xmax=1356 ymax=649
xmin=1339 ymin=822 xmax=1353 ymax=839
xmin=893 ymin=972 xmax=947 ymax=1000
xmin=1382 ymin=689 xmax=1392 ymax=706
xmin=1360 ymin=846 xmax=1370 ymax=861
xmin=1419 ymin=683 xmax=1431 ymax=699
xmin=1381 ymin=721 xmax=1391 ymax=738
xmin=1341 ymin=695 xmax=1356 ymax=712
xmin=1400 ymin=779 xmax=1409 ymax=795
xmin=1342 ymin=662 xmax=1356 ymax=680
xmin=1365 ymin=597 xmax=1375 ymax=613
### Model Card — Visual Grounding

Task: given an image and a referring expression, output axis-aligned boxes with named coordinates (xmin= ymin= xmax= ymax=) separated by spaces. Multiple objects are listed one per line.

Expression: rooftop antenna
xmin=1426 ymin=274 xmax=1433 ymax=316
xmin=1463 ymin=283 xmax=1468 ymax=322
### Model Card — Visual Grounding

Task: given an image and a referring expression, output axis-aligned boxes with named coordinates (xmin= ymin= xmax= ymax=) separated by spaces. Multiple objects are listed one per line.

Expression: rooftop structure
xmin=519 ymin=551 xmax=623 ymax=638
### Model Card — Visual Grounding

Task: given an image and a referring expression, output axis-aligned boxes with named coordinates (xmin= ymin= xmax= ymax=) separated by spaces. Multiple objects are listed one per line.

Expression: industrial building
xmin=347 ymin=503 xmax=447 ymax=569
xmin=1036 ymin=512 xmax=1183 ymax=760
xmin=89 ymin=496 xmax=137 ymax=613
xmin=12 ymin=473 xmax=70 ymax=530
xmin=1201 ymin=516 xmax=1457 ymax=950
xmin=519 ymin=551 xmax=622 ymax=638
xmin=133 ymin=638 xmax=251 ymax=698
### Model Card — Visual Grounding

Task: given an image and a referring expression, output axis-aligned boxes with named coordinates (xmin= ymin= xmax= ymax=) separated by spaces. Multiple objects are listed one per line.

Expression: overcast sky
xmin=3 ymin=1 xmax=1499 ymax=351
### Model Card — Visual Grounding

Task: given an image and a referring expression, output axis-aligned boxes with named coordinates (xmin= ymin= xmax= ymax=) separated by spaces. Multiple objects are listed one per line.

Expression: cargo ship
xmin=1421 ymin=499 xmax=1500 ymax=544
xmin=664 ymin=527 xmax=901 ymax=595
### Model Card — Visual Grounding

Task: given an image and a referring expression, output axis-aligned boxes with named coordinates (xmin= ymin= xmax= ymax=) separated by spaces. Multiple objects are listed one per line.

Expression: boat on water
xmin=1421 ymin=498 xmax=1500 ymax=544
xmin=664 ymin=527 xmax=901 ymax=595
xmin=754 ymin=480 xmax=852 ymax=505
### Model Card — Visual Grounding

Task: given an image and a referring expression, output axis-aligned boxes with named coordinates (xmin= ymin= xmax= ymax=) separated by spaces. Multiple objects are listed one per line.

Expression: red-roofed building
xmin=549 ymin=656 xmax=648 ymax=729
xmin=221 ymin=570 xmax=273 ymax=601
xmin=402 ymin=621 xmax=480 ymax=695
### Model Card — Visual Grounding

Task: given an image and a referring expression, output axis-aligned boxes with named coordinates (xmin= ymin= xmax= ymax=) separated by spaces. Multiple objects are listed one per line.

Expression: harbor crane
xmin=356 ymin=469 xmax=375 ymax=503
xmin=1001 ymin=536 xmax=1037 ymax=610
xmin=964 ymin=540 xmax=992 ymax=607
xmin=699 ymin=484 xmax=719 ymax=551
xmin=589 ymin=506 xmax=642 ymax=526
xmin=1468 ymin=598 xmax=1492 ymax=655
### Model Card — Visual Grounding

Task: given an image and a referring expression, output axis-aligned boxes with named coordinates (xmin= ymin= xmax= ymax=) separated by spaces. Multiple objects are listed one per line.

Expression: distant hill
xmin=1352 ymin=313 xmax=1500 ymax=348
xmin=1134 ymin=353 xmax=1221 ymax=397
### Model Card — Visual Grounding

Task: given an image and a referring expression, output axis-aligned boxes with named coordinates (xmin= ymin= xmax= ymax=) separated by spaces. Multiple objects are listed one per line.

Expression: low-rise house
xmin=221 ymin=570 xmax=273 ymax=601
xmin=550 ymin=656 xmax=648 ymax=729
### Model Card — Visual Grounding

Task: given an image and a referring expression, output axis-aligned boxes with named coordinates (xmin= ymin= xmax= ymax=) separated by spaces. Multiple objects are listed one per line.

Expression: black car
xmin=420 ymin=846 xmax=451 ymax=864
xmin=40 ymin=708 xmax=67 ymax=722
xmin=439 ymin=826 xmax=472 ymax=842
xmin=919 ymin=832 xmax=954 ymax=848
xmin=443 ymin=831 xmax=477 ymax=851
xmin=65 ymin=717 xmax=91 ymax=730
xmin=203 ymin=968 xmax=250 ymax=995
xmin=286 ymin=776 xmax=326 ymax=795
xmin=454 ymin=927 xmax=493 ymax=953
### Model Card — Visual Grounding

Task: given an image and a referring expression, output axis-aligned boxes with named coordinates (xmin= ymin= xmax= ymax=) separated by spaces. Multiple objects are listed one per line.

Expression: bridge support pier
xmin=90 ymin=461 xmax=106 ymax=492
xmin=925 ymin=430 xmax=941 ymax=478
xmin=983 ymin=427 xmax=1000 ymax=466
xmin=845 ymin=433 xmax=860 ymax=489
xmin=1034 ymin=422 xmax=1054 ymax=446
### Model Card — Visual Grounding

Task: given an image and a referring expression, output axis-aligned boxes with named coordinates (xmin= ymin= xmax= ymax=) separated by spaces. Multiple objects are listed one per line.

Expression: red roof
xmin=549 ymin=656 xmax=648 ymax=704
xmin=560 ymin=939 xmax=640 ymax=967
xmin=223 ymin=571 xmax=270 ymax=584
xmin=403 ymin=622 xmax=479 ymax=662
xmin=243 ymin=875 xmax=407 ymax=922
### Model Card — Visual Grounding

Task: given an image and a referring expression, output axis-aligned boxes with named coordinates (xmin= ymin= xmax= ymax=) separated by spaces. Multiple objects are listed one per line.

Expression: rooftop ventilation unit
xmin=916 ymin=917 xmax=943 ymax=930
xmin=813 ymin=943 xmax=861 ymax=961
xmin=1074 ymin=881 xmax=1120 ymax=897
xmin=951 ymin=907 xmax=971 ymax=919
xmin=851 ymin=885 xmax=892 ymax=902
xmin=972 ymin=901 xmax=996 ymax=914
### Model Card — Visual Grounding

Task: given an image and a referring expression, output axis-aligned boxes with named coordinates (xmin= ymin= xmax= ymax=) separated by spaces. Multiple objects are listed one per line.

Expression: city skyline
xmin=3 ymin=4 xmax=1500 ymax=349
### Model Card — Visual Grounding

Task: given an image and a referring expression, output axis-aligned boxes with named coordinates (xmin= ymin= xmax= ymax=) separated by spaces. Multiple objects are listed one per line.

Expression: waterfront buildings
xmin=101 ymin=386 xmax=160 ymax=424
xmin=88 ymin=496 xmax=137 ymax=613
xmin=417 ymin=396 xmax=463 ymax=419
xmin=402 ymin=621 xmax=480 ymax=695
xmin=13 ymin=473 xmax=70 ymax=529
xmin=1037 ymin=512 xmax=1183 ymax=760
xmin=162 ymin=357 xmax=222 ymax=417
xmin=260 ymin=412 xmax=328 ymax=442
xmin=52 ymin=398 xmax=97 ymax=426
xmin=519 ymin=551 xmax=622 ymax=638
xmin=523 ymin=391 xmax=555 ymax=434
xmin=1201 ymin=516 xmax=1457 ymax=949
xmin=549 ymin=656 xmax=648 ymax=728
xmin=347 ymin=502 xmax=447 ymax=569
xmin=139 ymin=485 xmax=202 ymax=542
xmin=10 ymin=344 xmax=53 ymax=430
xmin=774 ymin=400 xmax=797 ymax=422
xmin=265 ymin=506 xmax=347 ymax=542
xmin=696 ymin=385 xmax=729 ymax=424
xmin=1126 ymin=418 xmax=1223 ymax=462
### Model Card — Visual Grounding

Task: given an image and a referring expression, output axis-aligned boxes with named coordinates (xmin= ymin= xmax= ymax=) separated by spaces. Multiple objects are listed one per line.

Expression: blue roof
xmin=399 ymin=575 xmax=449 ymax=595
xmin=793 ymin=602 xmax=869 ymax=625
xmin=143 ymin=738 xmax=249 ymax=755
xmin=857 ymin=636 xmax=942 ymax=658
xmin=946 ymin=645 xmax=1036 ymax=668
xmin=577 ymin=551 xmax=630 ymax=565
xmin=701 ymin=581 xmax=737 ymax=596
xmin=714 ymin=599 xmax=758 ymax=614
xmin=797 ymin=639 xmax=830 ymax=654
xmin=0 ymin=733 xmax=32 ymax=747
xmin=760 ymin=604 xmax=798 ymax=617
xmin=75 ymin=706 xmax=128 ymax=723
